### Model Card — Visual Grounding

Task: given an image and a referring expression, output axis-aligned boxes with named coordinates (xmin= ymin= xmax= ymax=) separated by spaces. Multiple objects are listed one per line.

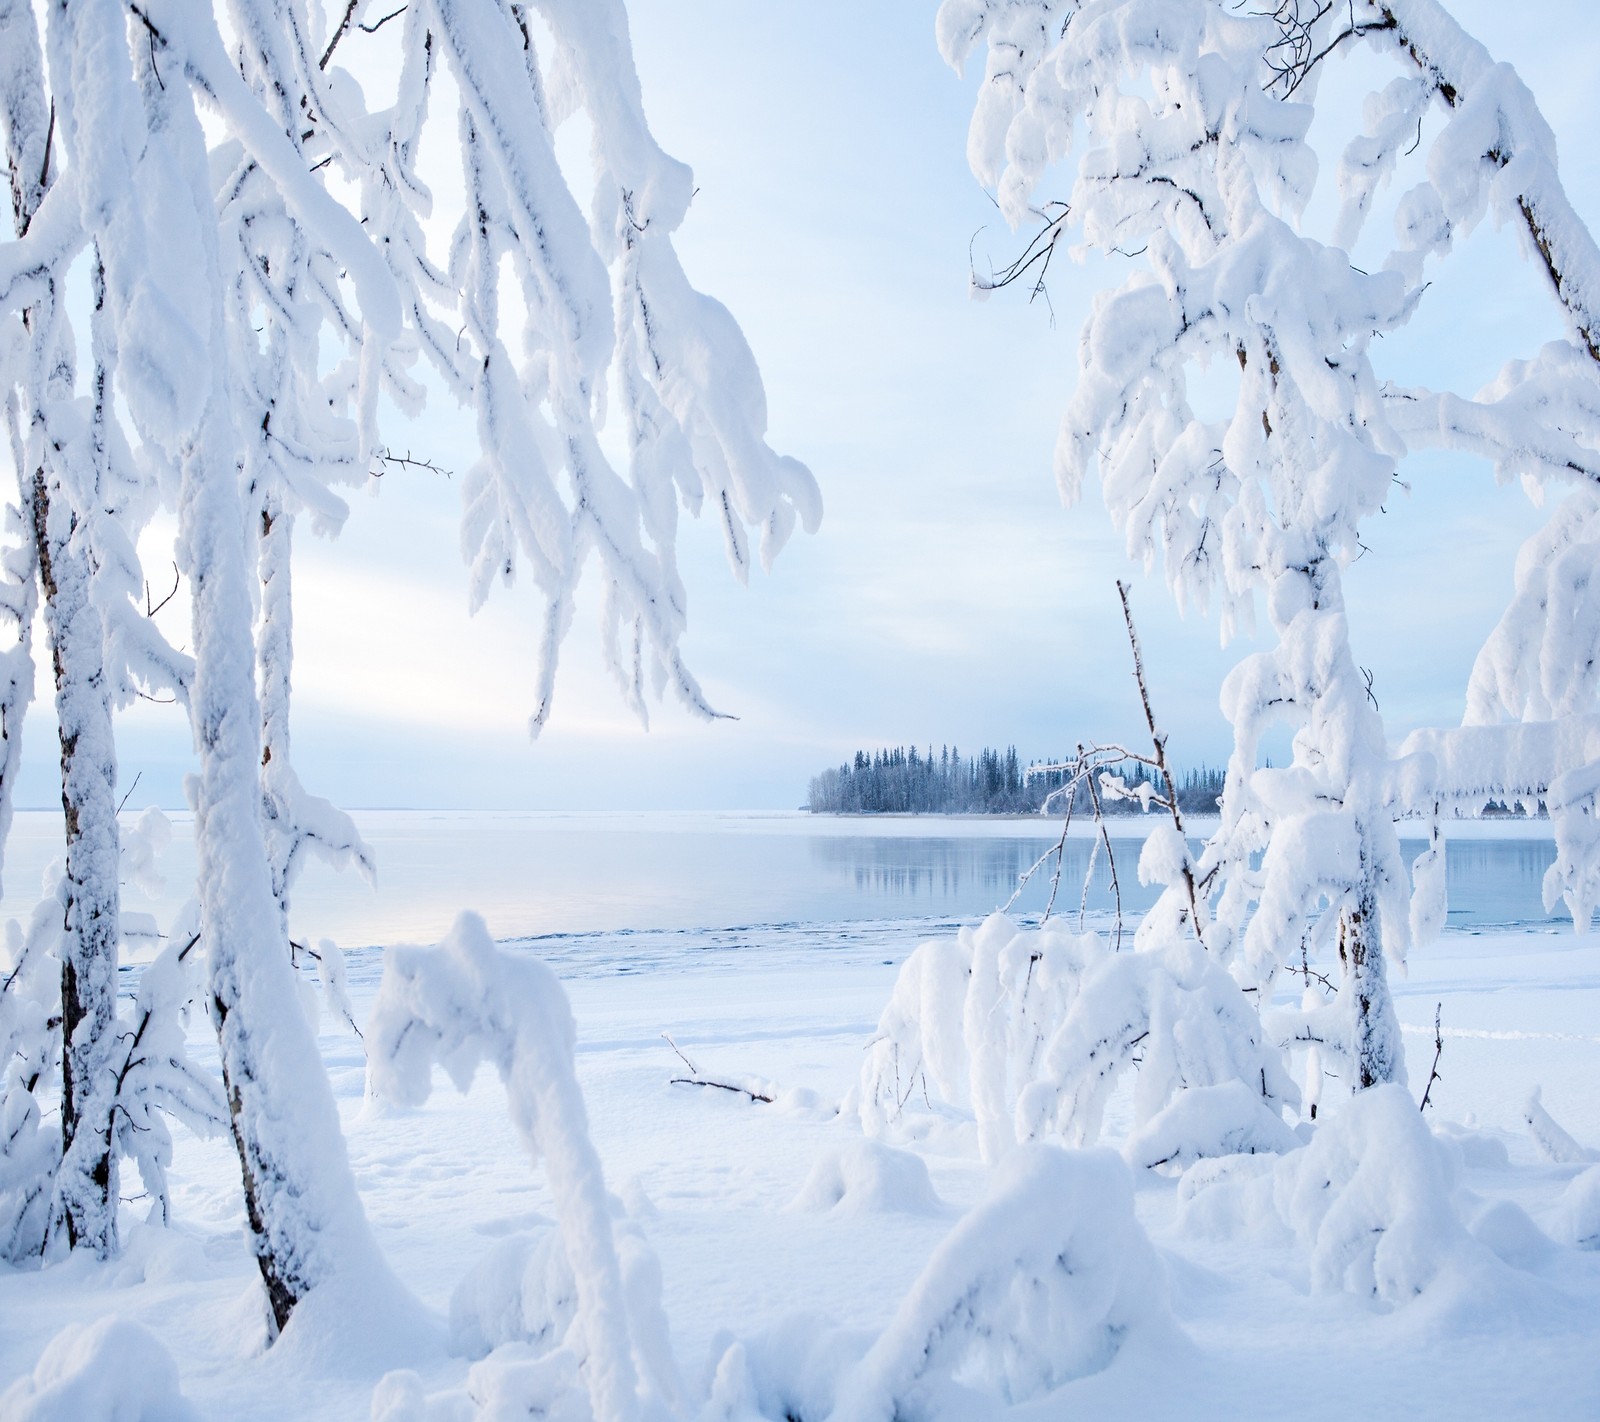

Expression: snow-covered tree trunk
xmin=185 ymin=365 xmax=379 ymax=1334
xmin=257 ymin=488 xmax=297 ymax=941
xmin=1340 ymin=877 xmax=1400 ymax=1090
xmin=31 ymin=450 xmax=121 ymax=1255
xmin=44 ymin=4 xmax=397 ymax=1331
xmin=3 ymin=0 xmax=122 ymax=1254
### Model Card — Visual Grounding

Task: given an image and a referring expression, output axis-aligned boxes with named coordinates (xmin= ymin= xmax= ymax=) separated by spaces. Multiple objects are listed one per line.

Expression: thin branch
xmin=1419 ymin=1002 xmax=1444 ymax=1110
xmin=1118 ymin=580 xmax=1207 ymax=949
xmin=661 ymin=1032 xmax=771 ymax=1102
xmin=115 ymin=771 xmax=142 ymax=817
xmin=359 ymin=5 xmax=406 ymax=35
xmin=145 ymin=562 xmax=179 ymax=617
xmin=661 ymin=1032 xmax=698 ymax=1076
xmin=371 ymin=447 xmax=452 ymax=479
xmin=320 ymin=0 xmax=362 ymax=69
xmin=668 ymin=1076 xmax=773 ymax=1104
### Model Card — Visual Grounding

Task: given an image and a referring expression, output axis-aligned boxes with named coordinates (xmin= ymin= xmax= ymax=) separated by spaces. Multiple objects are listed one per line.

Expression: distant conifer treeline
xmin=806 ymin=745 xmax=1226 ymax=816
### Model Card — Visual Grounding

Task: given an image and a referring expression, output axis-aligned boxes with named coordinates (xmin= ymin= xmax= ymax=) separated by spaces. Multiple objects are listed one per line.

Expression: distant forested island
xmin=806 ymin=745 xmax=1225 ymax=816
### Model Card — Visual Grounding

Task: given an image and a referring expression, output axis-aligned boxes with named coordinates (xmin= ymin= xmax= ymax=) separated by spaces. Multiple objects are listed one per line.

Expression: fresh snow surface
xmin=0 ymin=825 xmax=1597 ymax=1418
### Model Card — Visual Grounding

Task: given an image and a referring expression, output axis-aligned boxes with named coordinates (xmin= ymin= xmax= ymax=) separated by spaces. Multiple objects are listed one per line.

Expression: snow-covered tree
xmin=937 ymin=0 xmax=1600 ymax=1091
xmin=2 ymin=0 xmax=817 ymax=1335
xmin=1 ymin=0 xmax=194 ymax=1255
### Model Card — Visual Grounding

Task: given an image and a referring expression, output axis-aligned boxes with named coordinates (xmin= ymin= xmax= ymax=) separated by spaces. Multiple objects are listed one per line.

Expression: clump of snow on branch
xmin=827 ymin=1145 xmax=1177 ymax=1420
xmin=856 ymin=913 xmax=1295 ymax=1167
xmin=367 ymin=911 xmax=674 ymax=1422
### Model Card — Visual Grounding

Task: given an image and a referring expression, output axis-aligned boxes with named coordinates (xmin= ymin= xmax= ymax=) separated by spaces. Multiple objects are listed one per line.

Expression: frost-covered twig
xmin=661 ymin=1032 xmax=773 ymax=1103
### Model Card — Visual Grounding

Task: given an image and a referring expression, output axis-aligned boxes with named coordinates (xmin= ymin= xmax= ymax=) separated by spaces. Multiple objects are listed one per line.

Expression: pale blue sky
xmin=16 ymin=0 xmax=1600 ymax=812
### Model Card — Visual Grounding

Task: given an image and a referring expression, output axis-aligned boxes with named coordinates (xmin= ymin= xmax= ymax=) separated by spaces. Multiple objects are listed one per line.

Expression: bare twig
xmin=1083 ymin=771 xmax=1124 ymax=950
xmin=662 ymin=1032 xmax=698 ymax=1076
xmin=372 ymin=447 xmax=451 ymax=479
xmin=145 ymin=562 xmax=180 ymax=617
xmin=320 ymin=0 xmax=362 ymax=69
xmin=1418 ymin=1002 xmax=1444 ymax=1110
xmin=115 ymin=771 xmax=143 ymax=817
xmin=359 ymin=5 xmax=406 ymax=35
xmin=1117 ymin=580 xmax=1207 ymax=949
xmin=661 ymin=1032 xmax=772 ymax=1103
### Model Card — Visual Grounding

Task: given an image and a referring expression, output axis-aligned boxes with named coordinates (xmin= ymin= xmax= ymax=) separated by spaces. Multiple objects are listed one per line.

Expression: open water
xmin=0 ymin=811 xmax=1571 ymax=968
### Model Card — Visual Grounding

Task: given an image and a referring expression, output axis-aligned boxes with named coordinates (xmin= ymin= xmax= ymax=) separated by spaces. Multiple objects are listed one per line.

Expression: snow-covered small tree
xmin=937 ymin=0 xmax=1600 ymax=1091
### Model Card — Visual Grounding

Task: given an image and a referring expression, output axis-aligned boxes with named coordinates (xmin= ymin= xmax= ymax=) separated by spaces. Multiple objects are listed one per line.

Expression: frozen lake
xmin=0 ymin=809 xmax=1574 ymax=963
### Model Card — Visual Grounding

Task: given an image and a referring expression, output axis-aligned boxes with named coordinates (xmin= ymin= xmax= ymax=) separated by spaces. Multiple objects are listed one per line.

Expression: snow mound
xmin=702 ymin=1315 xmax=872 ymax=1422
xmin=828 ymin=1144 xmax=1176 ymax=1419
xmin=1551 ymin=1166 xmax=1600 ymax=1250
xmin=1122 ymin=1081 xmax=1299 ymax=1171
xmin=789 ymin=1141 xmax=944 ymax=1216
xmin=1432 ymin=1120 xmax=1512 ymax=1170
xmin=1467 ymin=1199 xmax=1558 ymax=1271
xmin=0 ymin=1316 xmax=199 ymax=1422
xmin=1183 ymin=1083 xmax=1475 ymax=1305
xmin=451 ymin=1229 xmax=577 ymax=1361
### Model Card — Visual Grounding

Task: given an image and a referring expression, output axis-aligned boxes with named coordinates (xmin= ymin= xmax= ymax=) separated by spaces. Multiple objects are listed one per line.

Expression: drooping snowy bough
xmin=368 ymin=912 xmax=674 ymax=1422
xmin=938 ymin=0 xmax=1600 ymax=1090
xmin=826 ymin=1145 xmax=1177 ymax=1421
xmin=347 ymin=0 xmax=822 ymax=731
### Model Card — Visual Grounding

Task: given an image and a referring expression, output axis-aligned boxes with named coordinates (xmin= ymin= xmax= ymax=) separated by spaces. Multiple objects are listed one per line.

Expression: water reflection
xmin=811 ymin=834 xmax=1165 ymax=921
xmin=817 ymin=833 xmax=1567 ymax=929
xmin=1421 ymin=837 xmax=1559 ymax=926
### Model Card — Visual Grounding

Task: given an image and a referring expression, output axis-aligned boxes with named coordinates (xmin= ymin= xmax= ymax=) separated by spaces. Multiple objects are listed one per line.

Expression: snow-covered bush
xmin=858 ymin=913 xmax=1295 ymax=1166
xmin=1181 ymin=1083 xmax=1477 ymax=1305
xmin=368 ymin=912 xmax=675 ymax=1422
xmin=0 ymin=1315 xmax=199 ymax=1422
xmin=827 ymin=1145 xmax=1176 ymax=1419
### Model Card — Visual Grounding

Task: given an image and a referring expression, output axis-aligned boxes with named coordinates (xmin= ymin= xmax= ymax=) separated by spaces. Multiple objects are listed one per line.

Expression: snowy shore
xmin=0 ymin=909 xmax=1596 ymax=1420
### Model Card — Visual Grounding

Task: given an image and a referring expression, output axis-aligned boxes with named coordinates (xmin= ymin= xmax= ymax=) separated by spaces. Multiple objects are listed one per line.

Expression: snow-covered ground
xmin=0 ymin=891 xmax=1596 ymax=1419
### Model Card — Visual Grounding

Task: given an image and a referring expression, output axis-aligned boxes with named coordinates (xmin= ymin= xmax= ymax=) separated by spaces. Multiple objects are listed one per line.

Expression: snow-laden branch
xmin=359 ymin=0 xmax=820 ymax=734
xmin=368 ymin=912 xmax=646 ymax=1422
